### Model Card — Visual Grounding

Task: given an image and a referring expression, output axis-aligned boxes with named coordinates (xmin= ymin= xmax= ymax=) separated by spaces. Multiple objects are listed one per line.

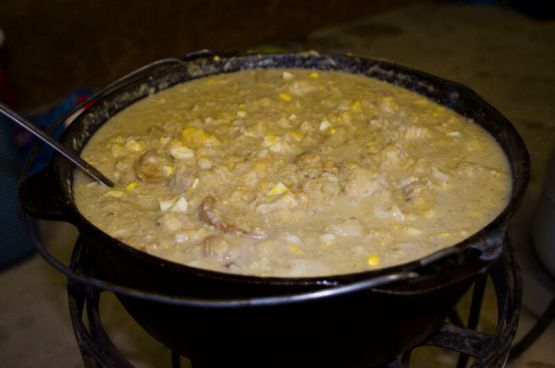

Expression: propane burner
xmin=67 ymin=238 xmax=520 ymax=368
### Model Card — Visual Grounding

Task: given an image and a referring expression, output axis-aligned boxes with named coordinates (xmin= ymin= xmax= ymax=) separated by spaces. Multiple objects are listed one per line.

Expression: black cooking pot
xmin=19 ymin=51 xmax=529 ymax=367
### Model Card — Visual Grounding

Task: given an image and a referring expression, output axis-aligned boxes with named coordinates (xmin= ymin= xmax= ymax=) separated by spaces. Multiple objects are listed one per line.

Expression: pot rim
xmin=21 ymin=50 xmax=530 ymax=289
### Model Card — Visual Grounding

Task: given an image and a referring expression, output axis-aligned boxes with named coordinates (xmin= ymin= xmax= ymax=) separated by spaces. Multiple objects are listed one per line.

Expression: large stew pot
xmin=20 ymin=51 xmax=529 ymax=367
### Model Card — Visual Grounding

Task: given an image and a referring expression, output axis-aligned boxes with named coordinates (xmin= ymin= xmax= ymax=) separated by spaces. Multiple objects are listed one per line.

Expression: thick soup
xmin=74 ymin=69 xmax=511 ymax=277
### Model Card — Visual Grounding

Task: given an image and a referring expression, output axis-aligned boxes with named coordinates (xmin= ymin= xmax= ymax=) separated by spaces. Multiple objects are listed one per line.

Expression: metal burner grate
xmin=66 ymin=238 xmax=521 ymax=368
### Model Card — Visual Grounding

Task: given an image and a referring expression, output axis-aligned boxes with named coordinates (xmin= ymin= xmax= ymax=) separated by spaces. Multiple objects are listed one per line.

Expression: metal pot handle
xmin=68 ymin=240 xmax=418 ymax=307
xmin=22 ymin=219 xmax=418 ymax=308
xmin=18 ymin=53 xmax=221 ymax=221
xmin=46 ymin=53 xmax=218 ymax=136
xmin=468 ymin=223 xmax=507 ymax=262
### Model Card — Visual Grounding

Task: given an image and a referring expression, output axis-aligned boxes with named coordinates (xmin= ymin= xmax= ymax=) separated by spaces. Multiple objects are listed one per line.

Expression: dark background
xmin=0 ymin=0 xmax=412 ymax=109
xmin=1 ymin=0 xmax=552 ymax=110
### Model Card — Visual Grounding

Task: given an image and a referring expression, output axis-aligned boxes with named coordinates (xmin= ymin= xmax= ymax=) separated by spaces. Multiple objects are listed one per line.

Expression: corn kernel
xmin=288 ymin=245 xmax=303 ymax=256
xmin=282 ymin=71 xmax=294 ymax=80
xmin=159 ymin=197 xmax=187 ymax=212
xmin=289 ymin=130 xmax=304 ymax=141
xmin=263 ymin=133 xmax=277 ymax=147
xmin=125 ymin=139 xmax=143 ymax=152
xmin=367 ymin=255 xmax=380 ymax=266
xmin=105 ymin=190 xmax=125 ymax=198
xmin=309 ymin=71 xmax=319 ymax=79
xmin=279 ymin=92 xmax=292 ymax=101
xmin=239 ymin=103 xmax=246 ymax=109
xmin=169 ymin=144 xmax=195 ymax=160
xmin=266 ymin=182 xmax=288 ymax=196
xmin=159 ymin=198 xmax=175 ymax=212
xmin=162 ymin=165 xmax=175 ymax=176
xmin=319 ymin=119 xmax=331 ymax=131
xmin=350 ymin=101 xmax=361 ymax=111
xmin=126 ymin=182 xmax=138 ymax=191
xmin=191 ymin=178 xmax=200 ymax=189
xmin=171 ymin=196 xmax=188 ymax=212
xmin=181 ymin=127 xmax=220 ymax=148
xmin=213 ymin=55 xmax=221 ymax=61
xmin=329 ymin=128 xmax=336 ymax=135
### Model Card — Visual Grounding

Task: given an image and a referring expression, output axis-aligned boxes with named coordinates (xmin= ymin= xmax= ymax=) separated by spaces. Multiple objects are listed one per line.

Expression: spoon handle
xmin=0 ymin=103 xmax=114 ymax=187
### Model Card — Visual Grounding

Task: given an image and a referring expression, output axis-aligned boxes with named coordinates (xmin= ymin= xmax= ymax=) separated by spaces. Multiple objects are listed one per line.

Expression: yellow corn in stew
xmin=73 ymin=69 xmax=511 ymax=277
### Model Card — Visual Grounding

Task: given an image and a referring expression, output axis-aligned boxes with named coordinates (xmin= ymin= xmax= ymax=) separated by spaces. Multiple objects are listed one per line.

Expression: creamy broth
xmin=74 ymin=69 xmax=511 ymax=277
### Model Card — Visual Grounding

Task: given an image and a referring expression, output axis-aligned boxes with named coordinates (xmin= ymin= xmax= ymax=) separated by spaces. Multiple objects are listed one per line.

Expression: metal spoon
xmin=0 ymin=103 xmax=114 ymax=187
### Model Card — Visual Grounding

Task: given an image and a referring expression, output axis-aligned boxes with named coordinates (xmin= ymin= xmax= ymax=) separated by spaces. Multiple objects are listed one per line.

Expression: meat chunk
xmin=340 ymin=161 xmax=386 ymax=198
xmin=134 ymin=150 xmax=174 ymax=184
xmin=199 ymin=196 xmax=265 ymax=238
xmin=112 ymin=157 xmax=137 ymax=183
xmin=168 ymin=157 xmax=197 ymax=193
xmin=301 ymin=173 xmax=340 ymax=203
xmin=197 ymin=165 xmax=231 ymax=193
xmin=156 ymin=212 xmax=194 ymax=232
xmin=400 ymin=177 xmax=430 ymax=197
xmin=296 ymin=151 xmax=323 ymax=179
xmin=201 ymin=235 xmax=231 ymax=258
